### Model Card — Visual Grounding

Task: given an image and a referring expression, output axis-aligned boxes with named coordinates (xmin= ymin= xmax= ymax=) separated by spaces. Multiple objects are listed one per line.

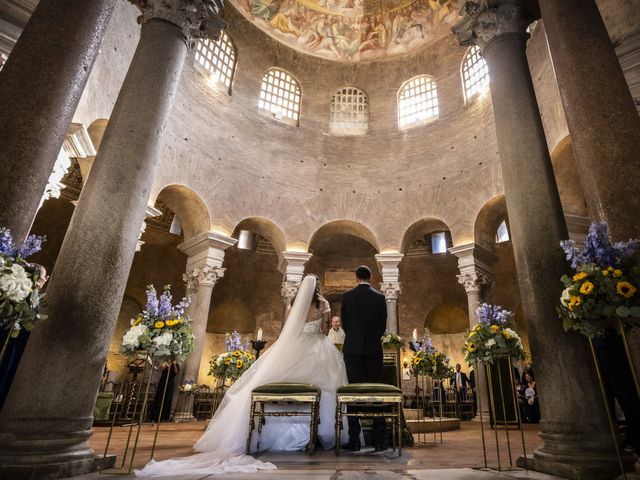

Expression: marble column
xmin=375 ymin=253 xmax=404 ymax=334
xmin=449 ymin=243 xmax=496 ymax=422
xmin=538 ymin=0 xmax=640 ymax=241
xmin=0 ymin=0 xmax=116 ymax=242
xmin=453 ymin=2 xmax=630 ymax=477
xmin=280 ymin=251 xmax=313 ymax=327
xmin=0 ymin=2 xmax=226 ymax=478
xmin=173 ymin=232 xmax=236 ymax=422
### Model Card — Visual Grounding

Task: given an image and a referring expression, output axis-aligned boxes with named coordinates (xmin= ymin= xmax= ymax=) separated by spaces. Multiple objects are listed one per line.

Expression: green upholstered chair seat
xmin=253 ymin=383 xmax=320 ymax=395
xmin=337 ymin=383 xmax=402 ymax=395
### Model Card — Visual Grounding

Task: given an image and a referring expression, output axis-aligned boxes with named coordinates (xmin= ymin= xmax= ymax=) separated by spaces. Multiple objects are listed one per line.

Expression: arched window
xmin=495 ymin=220 xmax=510 ymax=243
xmin=194 ymin=31 xmax=237 ymax=93
xmin=258 ymin=68 xmax=301 ymax=125
xmin=330 ymin=87 xmax=369 ymax=135
xmin=462 ymin=45 xmax=490 ymax=104
xmin=398 ymin=75 xmax=438 ymax=130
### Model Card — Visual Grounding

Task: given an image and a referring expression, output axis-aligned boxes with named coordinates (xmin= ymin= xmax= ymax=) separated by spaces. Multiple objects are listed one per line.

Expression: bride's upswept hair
xmin=308 ymin=274 xmax=322 ymax=309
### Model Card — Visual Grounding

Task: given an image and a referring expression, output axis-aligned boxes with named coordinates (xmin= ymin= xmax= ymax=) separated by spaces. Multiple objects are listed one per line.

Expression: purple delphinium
xmin=561 ymin=222 xmax=640 ymax=270
xmin=225 ymin=330 xmax=246 ymax=351
xmin=476 ymin=303 xmax=512 ymax=326
xmin=158 ymin=286 xmax=173 ymax=319
xmin=412 ymin=331 xmax=434 ymax=354
xmin=146 ymin=285 xmax=159 ymax=317
xmin=174 ymin=297 xmax=189 ymax=317
xmin=0 ymin=228 xmax=45 ymax=258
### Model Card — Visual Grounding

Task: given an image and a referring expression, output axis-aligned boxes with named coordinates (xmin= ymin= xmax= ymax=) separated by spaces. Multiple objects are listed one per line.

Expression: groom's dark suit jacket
xmin=340 ymin=283 xmax=387 ymax=358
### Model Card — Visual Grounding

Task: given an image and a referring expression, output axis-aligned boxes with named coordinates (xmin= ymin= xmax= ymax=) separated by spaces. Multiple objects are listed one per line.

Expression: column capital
xmin=456 ymin=270 xmax=491 ymax=294
xmin=449 ymin=242 xmax=497 ymax=294
xmin=375 ymin=252 xmax=404 ymax=284
xmin=184 ymin=263 xmax=224 ymax=290
xmin=178 ymin=230 xmax=237 ymax=258
xmin=380 ymin=281 xmax=401 ymax=300
xmin=452 ymin=0 xmax=531 ymax=52
xmin=130 ymin=0 xmax=227 ymax=47
xmin=280 ymin=251 xmax=313 ymax=283
xmin=281 ymin=280 xmax=301 ymax=301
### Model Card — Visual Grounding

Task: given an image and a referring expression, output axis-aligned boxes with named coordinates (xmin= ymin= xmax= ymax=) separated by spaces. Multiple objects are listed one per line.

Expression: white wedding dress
xmin=135 ymin=275 xmax=348 ymax=477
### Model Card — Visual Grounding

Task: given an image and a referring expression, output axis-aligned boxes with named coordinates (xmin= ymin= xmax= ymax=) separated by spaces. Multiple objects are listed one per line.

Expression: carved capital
xmin=130 ymin=0 xmax=227 ymax=47
xmin=453 ymin=1 xmax=529 ymax=52
xmin=457 ymin=271 xmax=491 ymax=294
xmin=184 ymin=263 xmax=224 ymax=290
xmin=380 ymin=282 xmax=401 ymax=301
xmin=281 ymin=280 xmax=300 ymax=302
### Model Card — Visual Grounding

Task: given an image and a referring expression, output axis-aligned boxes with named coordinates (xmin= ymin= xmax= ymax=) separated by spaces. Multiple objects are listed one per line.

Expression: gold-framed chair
xmin=246 ymin=383 xmax=321 ymax=454
xmin=335 ymin=383 xmax=403 ymax=456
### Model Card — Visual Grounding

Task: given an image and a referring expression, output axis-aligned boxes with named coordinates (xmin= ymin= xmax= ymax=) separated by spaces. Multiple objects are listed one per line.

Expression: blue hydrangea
xmin=476 ymin=303 xmax=512 ymax=326
xmin=0 ymin=228 xmax=45 ymax=259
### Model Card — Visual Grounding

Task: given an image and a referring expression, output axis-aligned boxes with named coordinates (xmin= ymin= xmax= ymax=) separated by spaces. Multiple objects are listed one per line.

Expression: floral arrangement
xmin=559 ymin=222 xmax=640 ymax=337
xmin=178 ymin=380 xmax=201 ymax=395
xmin=381 ymin=332 xmax=405 ymax=349
xmin=208 ymin=331 xmax=253 ymax=381
xmin=464 ymin=303 xmax=526 ymax=365
xmin=0 ymin=228 xmax=47 ymax=337
xmin=410 ymin=331 xmax=454 ymax=379
xmin=121 ymin=285 xmax=193 ymax=360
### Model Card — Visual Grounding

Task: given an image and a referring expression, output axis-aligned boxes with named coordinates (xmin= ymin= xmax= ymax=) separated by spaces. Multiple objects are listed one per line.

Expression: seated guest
xmin=327 ymin=315 xmax=345 ymax=347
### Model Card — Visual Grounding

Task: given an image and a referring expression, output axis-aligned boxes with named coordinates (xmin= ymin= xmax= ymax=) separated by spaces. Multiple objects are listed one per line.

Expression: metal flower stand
xmin=478 ymin=355 xmax=527 ymax=472
xmin=412 ymin=373 xmax=445 ymax=446
xmin=101 ymin=353 xmax=172 ymax=475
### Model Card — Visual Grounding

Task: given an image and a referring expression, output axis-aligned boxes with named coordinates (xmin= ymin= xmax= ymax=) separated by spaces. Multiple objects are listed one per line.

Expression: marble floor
xmin=63 ymin=421 xmax=636 ymax=479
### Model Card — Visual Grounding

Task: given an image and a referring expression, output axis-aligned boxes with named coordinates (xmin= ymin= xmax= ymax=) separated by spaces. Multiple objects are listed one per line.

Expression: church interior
xmin=0 ymin=0 xmax=639 ymax=478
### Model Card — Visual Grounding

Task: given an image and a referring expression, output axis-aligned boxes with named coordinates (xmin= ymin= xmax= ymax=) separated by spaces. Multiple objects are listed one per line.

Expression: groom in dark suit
xmin=340 ymin=265 xmax=388 ymax=451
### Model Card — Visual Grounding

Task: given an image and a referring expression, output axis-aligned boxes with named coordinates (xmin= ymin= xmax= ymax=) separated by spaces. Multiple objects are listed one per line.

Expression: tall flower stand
xmin=101 ymin=353 xmax=173 ymax=475
xmin=479 ymin=355 xmax=527 ymax=472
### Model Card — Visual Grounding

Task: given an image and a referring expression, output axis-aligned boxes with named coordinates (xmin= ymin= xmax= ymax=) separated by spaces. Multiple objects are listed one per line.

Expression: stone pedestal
xmin=173 ymin=232 xmax=236 ymax=422
xmin=449 ymin=243 xmax=496 ymax=424
xmin=539 ymin=0 xmax=640 ymax=241
xmin=280 ymin=251 xmax=313 ymax=327
xmin=0 ymin=2 xmax=225 ymax=478
xmin=0 ymin=0 xmax=116 ymax=242
xmin=375 ymin=253 xmax=404 ymax=334
xmin=453 ymin=1 xmax=632 ymax=477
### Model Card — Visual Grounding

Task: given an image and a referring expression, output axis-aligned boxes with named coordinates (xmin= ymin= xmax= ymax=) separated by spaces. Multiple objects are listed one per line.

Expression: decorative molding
xmin=375 ymin=253 xmax=404 ymax=284
xmin=380 ymin=281 xmax=401 ymax=301
xmin=456 ymin=270 xmax=491 ymax=294
xmin=453 ymin=0 xmax=530 ymax=52
xmin=184 ymin=263 xmax=224 ymax=290
xmin=281 ymin=251 xmax=313 ymax=283
xmin=449 ymin=242 xmax=497 ymax=295
xmin=146 ymin=199 xmax=175 ymax=231
xmin=136 ymin=205 xmax=164 ymax=251
xmin=129 ymin=0 xmax=227 ymax=47
xmin=62 ymin=123 xmax=96 ymax=159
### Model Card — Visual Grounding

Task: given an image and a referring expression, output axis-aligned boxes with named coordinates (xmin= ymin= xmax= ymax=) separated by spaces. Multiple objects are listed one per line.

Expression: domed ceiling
xmin=230 ymin=0 xmax=461 ymax=62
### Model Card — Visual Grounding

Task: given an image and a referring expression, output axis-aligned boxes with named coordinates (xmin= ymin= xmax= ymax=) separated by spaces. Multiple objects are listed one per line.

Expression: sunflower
xmin=132 ymin=317 xmax=143 ymax=326
xmin=502 ymin=330 xmax=512 ymax=340
xmin=224 ymin=358 xmax=231 ymax=365
xmin=616 ymin=281 xmax=637 ymax=298
xmin=613 ymin=269 xmax=623 ymax=278
xmin=465 ymin=342 xmax=476 ymax=352
xmin=165 ymin=319 xmax=178 ymax=327
xmin=579 ymin=281 xmax=595 ymax=295
xmin=573 ymin=271 xmax=588 ymax=281
xmin=472 ymin=323 xmax=481 ymax=332
xmin=568 ymin=295 xmax=581 ymax=310
xmin=490 ymin=325 xmax=500 ymax=333
xmin=233 ymin=350 xmax=241 ymax=357
xmin=236 ymin=359 xmax=243 ymax=368
xmin=413 ymin=356 xmax=422 ymax=365
xmin=154 ymin=321 xmax=165 ymax=329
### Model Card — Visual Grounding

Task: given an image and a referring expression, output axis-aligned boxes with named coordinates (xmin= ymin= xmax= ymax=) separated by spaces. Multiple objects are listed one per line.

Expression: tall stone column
xmin=0 ymin=0 xmax=116 ymax=242
xmin=280 ymin=251 xmax=313 ymax=327
xmin=539 ymin=0 xmax=640 ymax=241
xmin=0 ymin=2 xmax=226 ymax=478
xmin=375 ymin=253 xmax=404 ymax=334
xmin=173 ymin=232 xmax=235 ymax=422
xmin=453 ymin=2 xmax=629 ymax=477
xmin=450 ymin=243 xmax=496 ymax=422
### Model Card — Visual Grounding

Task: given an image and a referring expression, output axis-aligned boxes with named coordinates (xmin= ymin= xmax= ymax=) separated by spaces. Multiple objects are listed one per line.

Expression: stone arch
xmin=550 ymin=136 xmax=588 ymax=218
xmin=400 ymin=217 xmax=451 ymax=254
xmin=308 ymin=220 xmax=380 ymax=253
xmin=233 ymin=217 xmax=286 ymax=257
xmin=474 ymin=195 xmax=508 ymax=248
xmin=424 ymin=304 xmax=469 ymax=334
xmin=153 ymin=184 xmax=210 ymax=241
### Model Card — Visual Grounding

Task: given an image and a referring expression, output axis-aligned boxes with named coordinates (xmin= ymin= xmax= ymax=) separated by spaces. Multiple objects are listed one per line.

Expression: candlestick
xmin=412 ymin=328 xmax=418 ymax=341
xmin=251 ymin=340 xmax=267 ymax=359
xmin=257 ymin=328 xmax=263 ymax=341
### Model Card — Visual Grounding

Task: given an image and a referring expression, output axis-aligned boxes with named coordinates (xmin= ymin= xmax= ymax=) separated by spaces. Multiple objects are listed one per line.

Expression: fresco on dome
xmin=231 ymin=0 xmax=460 ymax=62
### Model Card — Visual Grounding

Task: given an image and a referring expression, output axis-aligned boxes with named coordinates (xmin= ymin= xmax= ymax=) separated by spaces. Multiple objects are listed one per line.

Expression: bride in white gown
xmin=135 ymin=275 xmax=348 ymax=477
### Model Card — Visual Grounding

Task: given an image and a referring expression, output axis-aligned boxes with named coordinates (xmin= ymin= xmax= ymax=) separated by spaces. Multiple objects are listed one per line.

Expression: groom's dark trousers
xmin=341 ymin=283 xmax=388 ymax=445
